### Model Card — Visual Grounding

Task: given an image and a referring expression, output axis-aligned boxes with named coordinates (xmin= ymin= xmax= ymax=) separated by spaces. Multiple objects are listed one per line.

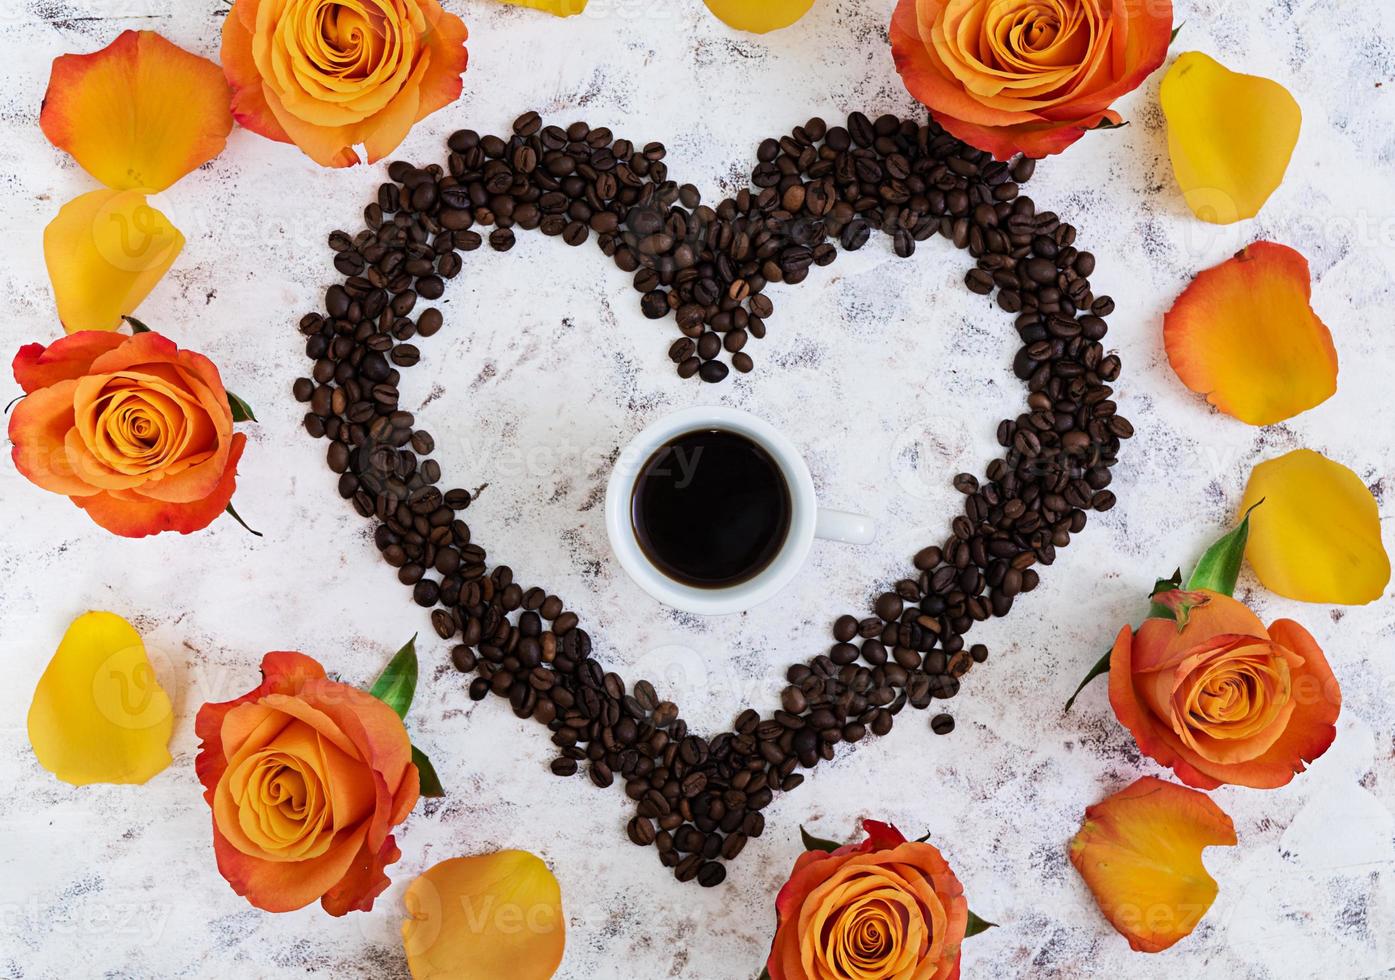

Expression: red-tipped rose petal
xmin=1164 ymin=242 xmax=1337 ymax=426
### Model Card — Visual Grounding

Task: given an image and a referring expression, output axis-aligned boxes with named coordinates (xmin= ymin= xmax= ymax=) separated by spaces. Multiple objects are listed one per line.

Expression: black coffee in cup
xmin=631 ymin=428 xmax=792 ymax=589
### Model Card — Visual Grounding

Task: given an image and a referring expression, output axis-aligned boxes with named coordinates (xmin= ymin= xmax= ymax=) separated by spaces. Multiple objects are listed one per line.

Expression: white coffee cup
xmin=604 ymin=406 xmax=874 ymax=615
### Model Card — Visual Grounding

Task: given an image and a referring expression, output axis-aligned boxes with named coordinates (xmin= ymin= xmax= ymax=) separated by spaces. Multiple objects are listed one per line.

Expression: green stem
xmin=224 ymin=501 xmax=263 ymax=537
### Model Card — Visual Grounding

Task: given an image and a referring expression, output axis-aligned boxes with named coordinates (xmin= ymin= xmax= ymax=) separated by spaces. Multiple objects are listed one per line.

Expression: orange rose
xmin=9 ymin=331 xmax=247 ymax=538
xmin=767 ymin=821 xmax=968 ymax=980
xmin=195 ymin=652 xmax=420 ymax=915
xmin=1110 ymin=589 xmax=1341 ymax=790
xmin=222 ymin=0 xmax=469 ymax=168
xmin=890 ymin=0 xmax=1173 ymax=159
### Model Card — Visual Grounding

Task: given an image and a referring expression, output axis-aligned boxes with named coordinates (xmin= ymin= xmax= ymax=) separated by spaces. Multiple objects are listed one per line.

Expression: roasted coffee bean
xmin=634 ymin=679 xmax=659 ymax=711
xmin=930 ymin=713 xmax=956 ymax=735
xmin=698 ymin=360 xmax=729 ymax=384
xmin=589 ymin=761 xmax=614 ymax=788
xmin=628 ymin=816 xmax=657 ymax=846
xmin=675 ymin=854 xmax=703 ymax=883
xmin=874 ymin=593 xmax=903 ymax=621
xmin=550 ymin=757 xmax=578 ymax=777
xmin=641 ymin=290 xmax=668 ymax=319
xmin=721 ymin=832 xmax=748 ymax=860
xmin=833 ymin=615 xmax=858 ymax=642
xmin=697 ymin=862 xmax=726 ymax=887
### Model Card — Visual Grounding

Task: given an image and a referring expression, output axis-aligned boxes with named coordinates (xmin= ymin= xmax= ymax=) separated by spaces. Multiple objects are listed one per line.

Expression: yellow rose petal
xmin=494 ymin=0 xmax=588 ymax=15
xmin=704 ymin=0 xmax=815 ymax=34
xmin=403 ymin=851 xmax=565 ymax=980
xmin=1241 ymin=449 xmax=1390 ymax=605
xmin=1070 ymin=776 xmax=1236 ymax=953
xmin=44 ymin=188 xmax=184 ymax=332
xmin=28 ymin=611 xmax=174 ymax=786
xmin=1161 ymin=51 xmax=1301 ymax=224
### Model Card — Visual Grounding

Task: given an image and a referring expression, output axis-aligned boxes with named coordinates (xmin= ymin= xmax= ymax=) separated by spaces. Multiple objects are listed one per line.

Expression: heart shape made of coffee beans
xmin=295 ymin=110 xmax=1131 ymax=888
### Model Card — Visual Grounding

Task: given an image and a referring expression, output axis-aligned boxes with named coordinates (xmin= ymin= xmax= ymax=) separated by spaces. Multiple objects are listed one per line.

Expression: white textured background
xmin=1 ymin=0 xmax=1393 ymax=977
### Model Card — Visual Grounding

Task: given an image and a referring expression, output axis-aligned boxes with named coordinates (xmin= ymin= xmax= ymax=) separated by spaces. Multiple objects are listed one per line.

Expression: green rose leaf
xmin=800 ymin=825 xmax=842 ymax=854
xmin=227 ymin=390 xmax=257 ymax=423
xmin=1186 ymin=502 xmax=1262 ymax=596
xmin=966 ymin=909 xmax=998 ymax=937
xmin=224 ymin=501 xmax=263 ymax=537
xmin=370 ymin=634 xmax=419 ymax=721
xmin=757 ymin=970 xmax=770 ymax=980
xmin=1063 ymin=649 xmax=1112 ymax=713
xmin=412 ymin=745 xmax=445 ymax=798
xmin=1090 ymin=117 xmax=1130 ymax=131
xmin=121 ymin=315 xmax=152 ymax=334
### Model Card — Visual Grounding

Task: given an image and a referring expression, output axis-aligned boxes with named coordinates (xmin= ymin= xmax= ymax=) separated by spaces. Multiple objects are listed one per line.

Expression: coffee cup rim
xmin=605 ymin=406 xmax=817 ymax=615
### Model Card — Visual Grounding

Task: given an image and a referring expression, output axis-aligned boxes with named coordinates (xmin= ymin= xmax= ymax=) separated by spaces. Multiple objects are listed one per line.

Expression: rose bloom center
xmin=981 ymin=0 xmax=1093 ymax=73
xmin=301 ymin=0 xmax=396 ymax=78
xmin=230 ymin=748 xmax=333 ymax=858
xmin=93 ymin=383 xmax=190 ymax=474
xmin=823 ymin=890 xmax=922 ymax=975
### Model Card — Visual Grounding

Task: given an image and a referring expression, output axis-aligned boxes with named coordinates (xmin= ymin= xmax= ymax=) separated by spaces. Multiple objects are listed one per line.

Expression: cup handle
xmin=815 ymin=508 xmax=875 ymax=545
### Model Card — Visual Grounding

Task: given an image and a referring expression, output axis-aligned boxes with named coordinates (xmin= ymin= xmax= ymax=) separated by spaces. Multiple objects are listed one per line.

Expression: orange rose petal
xmin=222 ymin=1 xmax=292 ymax=145
xmin=1161 ymin=52 xmax=1301 ymax=224
xmin=88 ymin=329 xmax=175 ymax=367
xmin=134 ymin=440 xmax=230 ymax=504
xmin=416 ymin=1 xmax=471 ymax=117
xmin=261 ymin=84 xmax=363 ymax=168
xmin=1176 ymin=619 xmax=1340 ymax=789
xmin=41 ymin=30 xmax=233 ymax=192
xmin=1241 ymin=449 xmax=1390 ymax=604
xmin=299 ymin=679 xmax=416 ymax=798
xmin=295 ymin=679 xmax=419 ymax=865
xmin=195 ymin=651 xmax=328 ymax=800
xmin=8 ymin=379 xmax=96 ymax=498
xmin=1107 ymin=625 xmax=1222 ymax=791
xmin=214 ymin=817 xmax=370 ymax=913
xmin=12 ymin=333 xmax=127 ymax=394
xmin=323 ymin=833 xmax=404 ymax=916
xmin=44 ymin=188 xmax=185 ymax=332
xmin=361 ymin=76 xmax=425 ymax=166
xmin=1164 ymin=242 xmax=1337 ymax=426
xmin=221 ymin=695 xmax=351 ymax=764
xmin=73 ymin=431 xmax=246 ymax=537
xmin=1069 ymin=776 xmax=1236 ymax=953
xmin=1128 ymin=592 xmax=1269 ymax=674
xmin=892 ymin=0 xmax=1037 ymax=130
xmin=402 ymin=851 xmax=565 ymax=980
